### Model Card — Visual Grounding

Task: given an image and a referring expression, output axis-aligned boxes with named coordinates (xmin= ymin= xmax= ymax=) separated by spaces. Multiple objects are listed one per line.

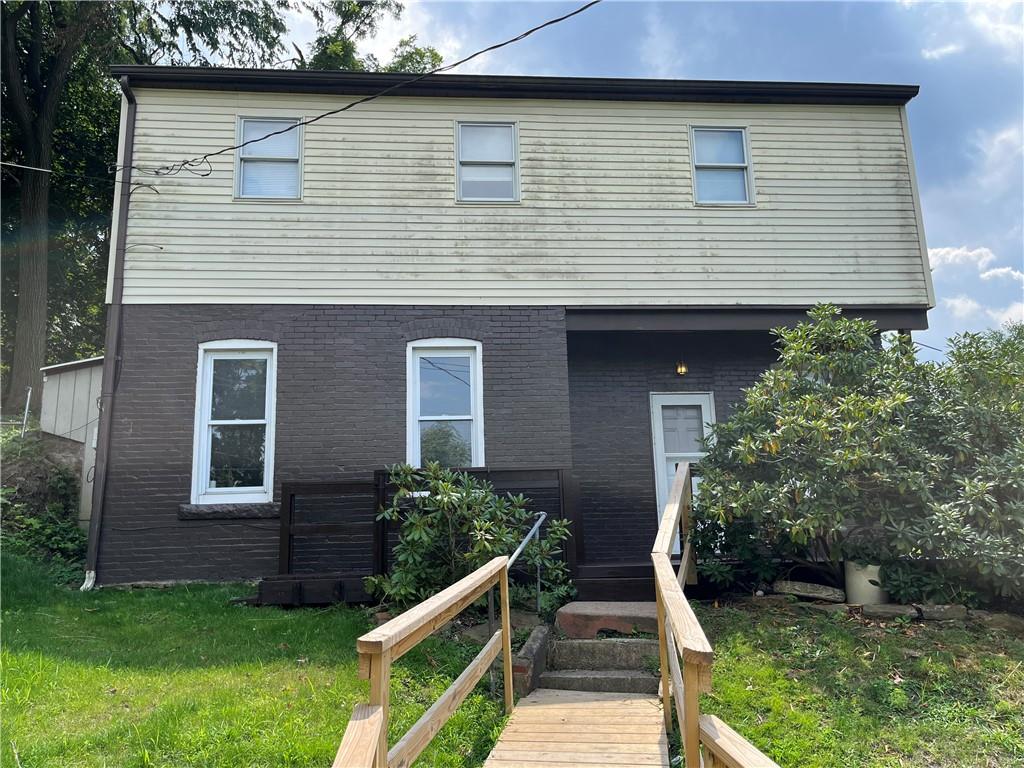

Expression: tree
xmin=1 ymin=0 xmax=441 ymax=412
xmin=292 ymin=0 xmax=441 ymax=72
xmin=2 ymin=2 xmax=104 ymax=412
xmin=694 ymin=305 xmax=1024 ymax=601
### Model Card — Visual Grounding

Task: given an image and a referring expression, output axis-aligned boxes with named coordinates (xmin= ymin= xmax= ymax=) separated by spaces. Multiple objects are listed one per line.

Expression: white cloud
xmin=357 ymin=0 xmax=465 ymax=68
xmin=640 ymin=7 xmax=685 ymax=79
xmin=929 ymin=246 xmax=998 ymax=271
xmin=987 ymin=302 xmax=1024 ymax=325
xmin=968 ymin=1 xmax=1024 ymax=59
xmin=921 ymin=42 xmax=964 ymax=60
xmin=980 ymin=265 xmax=1024 ymax=283
xmin=974 ymin=124 xmax=1024 ymax=198
xmin=942 ymin=295 xmax=984 ymax=319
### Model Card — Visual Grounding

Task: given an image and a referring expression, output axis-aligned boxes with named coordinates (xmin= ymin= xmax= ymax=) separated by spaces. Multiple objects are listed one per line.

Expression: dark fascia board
xmin=109 ymin=66 xmax=919 ymax=106
xmin=565 ymin=306 xmax=930 ymax=332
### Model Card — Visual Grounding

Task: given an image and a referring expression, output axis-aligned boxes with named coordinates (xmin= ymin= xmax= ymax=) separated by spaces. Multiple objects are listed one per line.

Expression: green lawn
xmin=0 ymin=554 xmax=505 ymax=768
xmin=3 ymin=554 xmax=1022 ymax=768
xmin=693 ymin=598 xmax=1024 ymax=768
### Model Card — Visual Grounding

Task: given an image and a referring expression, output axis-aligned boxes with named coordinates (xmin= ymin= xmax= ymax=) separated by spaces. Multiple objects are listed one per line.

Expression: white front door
xmin=650 ymin=393 xmax=716 ymax=553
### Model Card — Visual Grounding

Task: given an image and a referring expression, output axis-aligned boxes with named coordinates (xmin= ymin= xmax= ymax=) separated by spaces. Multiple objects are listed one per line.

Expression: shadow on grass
xmin=1 ymin=552 xmax=469 ymax=675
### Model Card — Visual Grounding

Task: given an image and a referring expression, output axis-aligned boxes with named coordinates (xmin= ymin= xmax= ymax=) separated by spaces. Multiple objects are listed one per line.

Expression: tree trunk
xmin=7 ymin=166 xmax=50 ymax=416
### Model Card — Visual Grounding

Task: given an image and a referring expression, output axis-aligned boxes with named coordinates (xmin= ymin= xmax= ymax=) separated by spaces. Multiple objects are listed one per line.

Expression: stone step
xmin=538 ymin=669 xmax=660 ymax=695
xmin=549 ymin=638 xmax=661 ymax=671
xmin=554 ymin=601 xmax=659 ymax=639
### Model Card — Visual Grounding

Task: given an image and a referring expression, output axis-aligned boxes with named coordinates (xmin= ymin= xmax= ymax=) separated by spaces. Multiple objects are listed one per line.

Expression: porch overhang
xmin=565 ymin=306 xmax=929 ymax=333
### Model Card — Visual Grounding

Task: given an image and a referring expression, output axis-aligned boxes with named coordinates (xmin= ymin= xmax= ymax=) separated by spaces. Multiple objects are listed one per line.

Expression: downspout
xmin=82 ymin=76 xmax=136 ymax=590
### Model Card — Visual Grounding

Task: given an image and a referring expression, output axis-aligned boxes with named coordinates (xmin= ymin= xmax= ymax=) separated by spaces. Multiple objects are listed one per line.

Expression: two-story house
xmin=83 ymin=67 xmax=932 ymax=597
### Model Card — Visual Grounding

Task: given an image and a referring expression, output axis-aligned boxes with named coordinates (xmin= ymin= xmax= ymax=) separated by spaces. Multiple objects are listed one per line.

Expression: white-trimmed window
xmin=191 ymin=340 xmax=277 ymax=504
xmin=691 ymin=127 xmax=752 ymax=205
xmin=456 ymin=122 xmax=519 ymax=202
xmin=406 ymin=339 xmax=484 ymax=467
xmin=236 ymin=118 xmax=302 ymax=199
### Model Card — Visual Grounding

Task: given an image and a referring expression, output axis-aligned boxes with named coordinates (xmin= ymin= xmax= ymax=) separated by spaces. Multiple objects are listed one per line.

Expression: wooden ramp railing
xmin=333 ymin=555 xmax=514 ymax=768
xmin=333 ymin=462 xmax=780 ymax=767
xmin=654 ymin=462 xmax=780 ymax=768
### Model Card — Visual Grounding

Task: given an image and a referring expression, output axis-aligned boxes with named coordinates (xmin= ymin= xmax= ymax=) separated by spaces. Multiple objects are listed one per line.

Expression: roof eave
xmin=108 ymin=66 xmax=920 ymax=106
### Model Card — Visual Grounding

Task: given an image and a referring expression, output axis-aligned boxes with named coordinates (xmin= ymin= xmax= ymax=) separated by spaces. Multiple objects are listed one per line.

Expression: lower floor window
xmin=407 ymin=338 xmax=484 ymax=467
xmin=192 ymin=340 xmax=277 ymax=504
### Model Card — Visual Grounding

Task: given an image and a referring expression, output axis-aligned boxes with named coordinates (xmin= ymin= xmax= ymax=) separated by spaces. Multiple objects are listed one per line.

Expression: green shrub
xmin=879 ymin=560 xmax=979 ymax=607
xmin=695 ymin=305 xmax=1024 ymax=600
xmin=1 ymin=429 xmax=86 ymax=584
xmin=366 ymin=463 xmax=574 ymax=613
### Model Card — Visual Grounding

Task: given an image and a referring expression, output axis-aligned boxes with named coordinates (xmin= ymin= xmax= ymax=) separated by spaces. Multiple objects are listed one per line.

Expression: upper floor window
xmin=192 ymin=340 xmax=277 ymax=504
xmin=236 ymin=118 xmax=301 ymax=199
xmin=456 ymin=122 xmax=519 ymax=202
xmin=691 ymin=127 xmax=752 ymax=205
xmin=406 ymin=339 xmax=484 ymax=467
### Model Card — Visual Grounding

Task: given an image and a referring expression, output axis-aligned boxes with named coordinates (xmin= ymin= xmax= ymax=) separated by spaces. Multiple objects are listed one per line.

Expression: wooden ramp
xmin=483 ymin=688 xmax=670 ymax=767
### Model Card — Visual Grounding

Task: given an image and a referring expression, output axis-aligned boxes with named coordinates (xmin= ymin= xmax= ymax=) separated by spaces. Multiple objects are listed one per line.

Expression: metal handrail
xmin=487 ymin=511 xmax=548 ymax=693
xmin=509 ymin=511 xmax=547 ymax=568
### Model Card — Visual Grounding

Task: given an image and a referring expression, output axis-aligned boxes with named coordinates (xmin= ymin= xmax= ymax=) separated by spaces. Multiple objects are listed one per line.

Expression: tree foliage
xmin=366 ymin=463 xmax=574 ymax=614
xmin=1 ymin=0 xmax=440 ymax=408
xmin=694 ymin=305 xmax=1024 ymax=601
xmin=292 ymin=1 xmax=440 ymax=72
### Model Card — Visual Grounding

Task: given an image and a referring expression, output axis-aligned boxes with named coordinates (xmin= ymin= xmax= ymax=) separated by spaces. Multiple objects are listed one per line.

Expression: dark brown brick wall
xmin=566 ymin=331 xmax=776 ymax=564
xmin=97 ymin=305 xmax=572 ymax=584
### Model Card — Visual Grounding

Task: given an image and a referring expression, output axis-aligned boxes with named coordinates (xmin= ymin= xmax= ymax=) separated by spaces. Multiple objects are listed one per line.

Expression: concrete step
xmin=538 ymin=668 xmax=660 ymax=695
xmin=549 ymin=638 xmax=661 ymax=671
xmin=554 ymin=601 xmax=659 ymax=639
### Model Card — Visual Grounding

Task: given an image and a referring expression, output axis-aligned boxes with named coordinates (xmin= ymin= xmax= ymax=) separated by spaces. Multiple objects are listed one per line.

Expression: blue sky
xmin=288 ymin=0 xmax=1024 ymax=356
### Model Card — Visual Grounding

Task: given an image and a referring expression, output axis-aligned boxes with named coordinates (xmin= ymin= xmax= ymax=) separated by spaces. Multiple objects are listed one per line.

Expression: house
xmin=84 ymin=67 xmax=932 ymax=597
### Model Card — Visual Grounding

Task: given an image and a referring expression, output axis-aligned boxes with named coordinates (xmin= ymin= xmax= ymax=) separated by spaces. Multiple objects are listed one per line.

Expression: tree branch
xmin=26 ymin=1 xmax=42 ymax=100
xmin=0 ymin=3 xmax=36 ymax=147
xmin=38 ymin=4 xmax=101 ymax=144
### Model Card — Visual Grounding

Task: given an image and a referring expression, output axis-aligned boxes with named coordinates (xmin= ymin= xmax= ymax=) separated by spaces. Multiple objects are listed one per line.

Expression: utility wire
xmin=122 ymin=0 xmax=604 ymax=179
xmin=2 ymin=1 xmax=602 ymax=187
xmin=0 ymin=160 xmax=158 ymax=192
xmin=3 ymin=0 xmax=601 ymax=192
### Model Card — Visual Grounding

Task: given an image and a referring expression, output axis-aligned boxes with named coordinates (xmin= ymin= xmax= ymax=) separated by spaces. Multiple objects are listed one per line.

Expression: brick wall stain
xmin=98 ymin=305 xmax=572 ymax=584
xmin=566 ymin=331 xmax=776 ymax=564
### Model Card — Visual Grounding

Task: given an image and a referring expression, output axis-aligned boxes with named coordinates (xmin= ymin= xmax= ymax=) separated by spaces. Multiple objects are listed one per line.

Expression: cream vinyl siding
xmin=119 ymin=88 xmax=932 ymax=306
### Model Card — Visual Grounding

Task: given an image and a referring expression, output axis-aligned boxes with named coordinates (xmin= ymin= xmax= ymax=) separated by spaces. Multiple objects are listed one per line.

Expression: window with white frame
xmin=236 ymin=118 xmax=301 ymax=199
xmin=691 ymin=127 xmax=752 ymax=205
xmin=456 ymin=122 xmax=518 ymax=202
xmin=192 ymin=340 xmax=277 ymax=504
xmin=407 ymin=339 xmax=484 ymax=467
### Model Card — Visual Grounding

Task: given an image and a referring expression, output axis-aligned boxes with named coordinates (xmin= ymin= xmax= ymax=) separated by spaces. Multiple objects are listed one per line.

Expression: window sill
xmin=693 ymin=202 xmax=757 ymax=208
xmin=232 ymin=197 xmax=304 ymax=203
xmin=455 ymin=200 xmax=522 ymax=205
xmin=178 ymin=502 xmax=280 ymax=520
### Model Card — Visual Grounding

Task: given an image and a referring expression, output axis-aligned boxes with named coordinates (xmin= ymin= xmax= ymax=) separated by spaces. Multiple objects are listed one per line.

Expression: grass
xmin=3 ymin=556 xmax=1022 ymax=768
xmin=0 ymin=553 xmax=505 ymax=768
xmin=693 ymin=597 xmax=1024 ymax=768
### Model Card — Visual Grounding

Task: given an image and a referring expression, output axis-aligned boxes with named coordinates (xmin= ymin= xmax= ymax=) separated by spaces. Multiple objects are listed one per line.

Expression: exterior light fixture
xmin=676 ymin=361 xmax=688 ymax=376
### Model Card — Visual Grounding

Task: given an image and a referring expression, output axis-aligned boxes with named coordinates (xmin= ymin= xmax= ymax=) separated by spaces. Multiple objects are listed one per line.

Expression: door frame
xmin=649 ymin=392 xmax=717 ymax=549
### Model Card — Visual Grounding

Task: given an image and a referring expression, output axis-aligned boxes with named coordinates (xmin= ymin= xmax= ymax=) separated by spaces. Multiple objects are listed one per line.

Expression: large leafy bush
xmin=366 ymin=463 xmax=574 ymax=614
xmin=695 ymin=305 xmax=1024 ymax=600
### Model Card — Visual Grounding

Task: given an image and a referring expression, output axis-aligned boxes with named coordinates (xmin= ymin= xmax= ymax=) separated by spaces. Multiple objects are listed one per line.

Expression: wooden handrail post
xmin=655 ymin=584 xmax=672 ymax=733
xmin=498 ymin=562 xmax=514 ymax=714
xmin=367 ymin=650 xmax=391 ymax=768
xmin=682 ymin=660 xmax=701 ymax=768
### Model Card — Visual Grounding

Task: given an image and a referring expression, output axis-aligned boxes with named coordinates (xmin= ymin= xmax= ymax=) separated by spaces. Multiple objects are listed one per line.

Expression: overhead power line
xmin=1 ymin=0 xmax=602 ymax=188
xmin=0 ymin=159 xmax=154 ymax=190
xmin=124 ymin=0 xmax=603 ymax=179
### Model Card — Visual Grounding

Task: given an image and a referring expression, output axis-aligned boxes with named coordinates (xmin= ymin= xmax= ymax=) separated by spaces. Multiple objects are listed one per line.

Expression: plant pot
xmin=844 ymin=561 xmax=888 ymax=605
